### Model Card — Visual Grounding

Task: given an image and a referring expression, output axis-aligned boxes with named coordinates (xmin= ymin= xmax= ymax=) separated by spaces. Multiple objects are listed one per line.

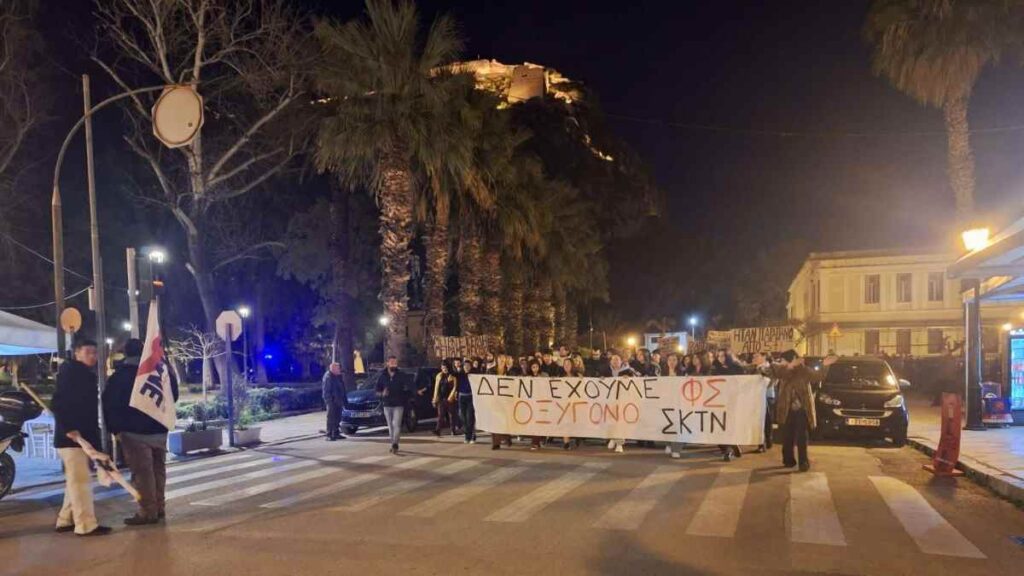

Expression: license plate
xmin=348 ymin=411 xmax=376 ymax=418
xmin=846 ymin=418 xmax=880 ymax=427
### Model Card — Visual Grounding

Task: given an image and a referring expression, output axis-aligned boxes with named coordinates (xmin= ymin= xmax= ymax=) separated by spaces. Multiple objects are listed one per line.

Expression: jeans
xmin=383 ymin=405 xmax=405 ymax=447
xmin=781 ymin=408 xmax=810 ymax=466
xmin=56 ymin=448 xmax=98 ymax=534
xmin=120 ymin=434 xmax=168 ymax=520
xmin=459 ymin=394 xmax=475 ymax=441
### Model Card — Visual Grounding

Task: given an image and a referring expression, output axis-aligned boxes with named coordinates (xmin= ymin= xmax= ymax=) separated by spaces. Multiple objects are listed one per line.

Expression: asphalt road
xmin=2 ymin=430 xmax=1022 ymax=576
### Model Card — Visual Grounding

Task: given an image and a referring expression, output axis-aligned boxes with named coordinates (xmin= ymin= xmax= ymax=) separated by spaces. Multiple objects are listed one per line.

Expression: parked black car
xmin=341 ymin=367 xmax=438 ymax=435
xmin=813 ymin=356 xmax=911 ymax=446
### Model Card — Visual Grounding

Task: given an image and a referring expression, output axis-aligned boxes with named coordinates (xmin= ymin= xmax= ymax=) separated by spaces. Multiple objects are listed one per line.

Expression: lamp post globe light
xmin=147 ymin=248 xmax=167 ymax=264
xmin=237 ymin=305 xmax=251 ymax=383
xmin=122 ymin=321 xmax=132 ymax=333
xmin=379 ymin=315 xmax=390 ymax=327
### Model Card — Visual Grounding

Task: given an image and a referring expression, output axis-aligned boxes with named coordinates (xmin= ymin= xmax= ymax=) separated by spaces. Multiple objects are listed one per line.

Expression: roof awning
xmin=949 ymin=215 xmax=1024 ymax=302
xmin=0 ymin=310 xmax=63 ymax=356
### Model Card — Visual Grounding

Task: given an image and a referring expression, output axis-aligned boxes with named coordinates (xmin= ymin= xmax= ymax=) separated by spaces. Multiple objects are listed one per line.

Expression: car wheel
xmin=892 ymin=430 xmax=907 ymax=448
xmin=345 ymin=426 xmax=359 ymax=436
xmin=0 ymin=452 xmax=15 ymax=502
xmin=404 ymin=407 xmax=418 ymax=433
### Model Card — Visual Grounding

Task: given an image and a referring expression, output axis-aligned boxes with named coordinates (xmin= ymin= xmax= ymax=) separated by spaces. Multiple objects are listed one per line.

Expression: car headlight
xmin=817 ymin=392 xmax=841 ymax=406
xmin=884 ymin=395 xmax=904 ymax=408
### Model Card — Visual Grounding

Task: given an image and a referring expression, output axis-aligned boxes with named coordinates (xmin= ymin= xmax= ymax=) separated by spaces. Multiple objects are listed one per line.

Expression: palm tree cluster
xmin=312 ymin=0 xmax=654 ymax=361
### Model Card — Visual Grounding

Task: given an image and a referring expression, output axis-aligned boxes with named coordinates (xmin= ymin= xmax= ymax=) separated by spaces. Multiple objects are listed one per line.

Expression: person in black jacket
xmin=321 ymin=363 xmax=347 ymax=441
xmin=712 ymin=349 xmax=745 ymax=462
xmin=102 ymin=338 xmax=179 ymax=526
xmin=51 ymin=339 xmax=111 ymax=536
xmin=375 ymin=356 xmax=414 ymax=454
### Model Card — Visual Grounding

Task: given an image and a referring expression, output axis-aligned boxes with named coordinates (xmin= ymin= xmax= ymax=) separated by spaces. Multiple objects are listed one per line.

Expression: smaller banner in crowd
xmin=430 ymin=335 xmax=499 ymax=362
xmin=730 ymin=326 xmax=796 ymax=354
xmin=129 ymin=301 xmax=176 ymax=430
xmin=471 ymin=375 xmax=767 ymax=445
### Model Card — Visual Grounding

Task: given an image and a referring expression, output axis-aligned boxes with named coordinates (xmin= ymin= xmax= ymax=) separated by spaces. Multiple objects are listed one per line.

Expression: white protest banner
xmin=470 ymin=375 xmax=766 ymax=445
xmin=129 ymin=301 xmax=176 ymax=430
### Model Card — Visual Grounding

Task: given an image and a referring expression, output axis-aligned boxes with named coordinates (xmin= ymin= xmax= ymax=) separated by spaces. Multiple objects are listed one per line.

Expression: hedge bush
xmin=176 ymin=385 xmax=323 ymax=421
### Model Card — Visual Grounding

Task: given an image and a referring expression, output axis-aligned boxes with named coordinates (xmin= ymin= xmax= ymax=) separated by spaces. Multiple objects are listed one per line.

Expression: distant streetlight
xmin=961 ymin=228 xmax=990 ymax=252
xmin=379 ymin=315 xmax=390 ymax=327
xmin=688 ymin=316 xmax=699 ymax=340
xmin=121 ymin=321 xmax=132 ymax=333
xmin=147 ymin=248 xmax=167 ymax=264
xmin=104 ymin=337 xmax=114 ymax=346
xmin=626 ymin=336 xmax=637 ymax=348
xmin=1002 ymin=322 xmax=1013 ymax=332
xmin=676 ymin=344 xmax=684 ymax=353
xmin=237 ymin=305 xmax=251 ymax=383
xmin=237 ymin=305 xmax=251 ymax=319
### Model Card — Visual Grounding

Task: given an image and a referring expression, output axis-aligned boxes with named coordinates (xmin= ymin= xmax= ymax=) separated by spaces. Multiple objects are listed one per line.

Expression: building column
xmin=964 ymin=279 xmax=985 ymax=430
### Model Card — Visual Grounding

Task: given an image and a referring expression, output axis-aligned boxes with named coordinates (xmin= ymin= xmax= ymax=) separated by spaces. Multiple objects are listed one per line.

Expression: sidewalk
xmin=906 ymin=395 xmax=1024 ymax=504
xmin=10 ymin=409 xmax=328 ymax=493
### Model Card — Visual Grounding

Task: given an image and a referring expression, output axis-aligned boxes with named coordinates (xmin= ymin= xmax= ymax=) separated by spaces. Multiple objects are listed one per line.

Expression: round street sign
xmin=152 ymin=85 xmax=204 ymax=149
xmin=216 ymin=310 xmax=243 ymax=342
xmin=60 ymin=307 xmax=82 ymax=334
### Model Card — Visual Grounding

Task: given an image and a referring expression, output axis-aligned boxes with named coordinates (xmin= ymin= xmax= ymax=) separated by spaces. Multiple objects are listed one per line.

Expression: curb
xmin=907 ymin=436 xmax=1024 ymax=507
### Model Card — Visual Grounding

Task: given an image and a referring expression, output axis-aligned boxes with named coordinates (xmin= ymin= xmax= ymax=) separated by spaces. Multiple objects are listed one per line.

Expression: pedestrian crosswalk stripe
xmin=789 ymin=472 xmax=846 ymax=546
xmin=259 ymin=456 xmax=433 ymax=509
xmin=485 ymin=462 xmax=611 ymax=523
xmin=168 ymin=452 xmax=259 ymax=474
xmin=869 ymin=476 xmax=986 ymax=559
xmin=685 ymin=468 xmax=751 ymax=538
xmin=165 ymin=459 xmax=321 ymax=501
xmin=332 ymin=459 xmax=482 ymax=512
xmin=400 ymin=465 xmax=530 ymax=518
xmin=191 ymin=455 xmax=348 ymax=507
xmin=168 ymin=456 xmax=288 ymax=486
xmin=593 ymin=465 xmax=687 ymax=531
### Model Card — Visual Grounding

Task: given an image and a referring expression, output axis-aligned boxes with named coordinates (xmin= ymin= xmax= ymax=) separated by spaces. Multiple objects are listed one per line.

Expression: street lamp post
xmin=688 ymin=316 xmax=698 ymax=341
xmin=238 ymin=305 xmax=251 ymax=383
xmin=379 ymin=315 xmax=390 ymax=361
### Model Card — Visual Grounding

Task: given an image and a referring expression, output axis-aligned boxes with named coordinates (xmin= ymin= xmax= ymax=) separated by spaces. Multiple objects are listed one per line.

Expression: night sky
xmin=28 ymin=0 xmax=1024 ymax=331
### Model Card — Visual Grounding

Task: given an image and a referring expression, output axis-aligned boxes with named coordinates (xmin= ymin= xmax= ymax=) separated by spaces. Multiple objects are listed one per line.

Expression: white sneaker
xmin=670 ymin=452 xmax=681 ymax=459
xmin=664 ymin=445 xmax=672 ymax=455
xmin=607 ymin=440 xmax=616 ymax=450
xmin=614 ymin=445 xmax=624 ymax=454
xmin=469 ymin=439 xmax=476 ymax=444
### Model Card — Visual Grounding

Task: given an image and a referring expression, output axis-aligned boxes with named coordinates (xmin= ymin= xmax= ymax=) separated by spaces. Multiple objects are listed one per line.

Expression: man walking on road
xmin=51 ymin=340 xmax=111 ymax=537
xmin=102 ymin=338 xmax=179 ymax=526
xmin=762 ymin=350 xmax=835 ymax=472
xmin=322 ymin=362 xmax=348 ymax=441
xmin=375 ymin=355 xmax=412 ymax=454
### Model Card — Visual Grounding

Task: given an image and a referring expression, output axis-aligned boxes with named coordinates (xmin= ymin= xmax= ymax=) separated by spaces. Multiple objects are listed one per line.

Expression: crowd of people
xmin=326 ymin=345 xmax=836 ymax=472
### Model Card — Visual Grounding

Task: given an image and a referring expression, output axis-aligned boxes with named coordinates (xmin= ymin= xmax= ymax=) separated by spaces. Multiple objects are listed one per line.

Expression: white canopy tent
xmin=0 ymin=310 xmax=64 ymax=356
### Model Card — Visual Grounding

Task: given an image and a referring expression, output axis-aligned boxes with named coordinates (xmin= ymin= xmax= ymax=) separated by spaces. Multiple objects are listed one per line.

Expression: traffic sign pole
xmin=226 ymin=323 xmax=235 ymax=448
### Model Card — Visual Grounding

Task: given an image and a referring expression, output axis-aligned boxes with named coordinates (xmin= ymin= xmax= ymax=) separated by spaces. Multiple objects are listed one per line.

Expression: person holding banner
xmin=602 ymin=352 xmax=639 ymax=454
xmin=448 ymin=359 xmax=476 ymax=444
xmin=763 ymin=350 xmax=836 ymax=472
xmin=51 ymin=339 xmax=112 ymax=536
xmin=664 ymin=353 xmax=687 ymax=459
xmin=103 ymin=338 xmax=179 ymax=525
xmin=560 ymin=357 xmax=584 ymax=451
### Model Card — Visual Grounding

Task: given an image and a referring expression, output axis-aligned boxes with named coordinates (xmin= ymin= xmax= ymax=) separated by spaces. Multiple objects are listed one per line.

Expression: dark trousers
xmin=326 ymin=401 xmax=343 ymax=438
xmin=781 ymin=409 xmax=809 ymax=467
xmin=121 ymin=434 xmax=168 ymax=520
xmin=763 ymin=400 xmax=775 ymax=449
xmin=436 ymin=400 xmax=458 ymax=434
xmin=459 ymin=394 xmax=476 ymax=441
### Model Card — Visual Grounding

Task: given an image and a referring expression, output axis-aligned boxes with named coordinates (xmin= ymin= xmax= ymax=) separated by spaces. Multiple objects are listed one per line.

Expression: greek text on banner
xmin=470 ymin=375 xmax=767 ymax=445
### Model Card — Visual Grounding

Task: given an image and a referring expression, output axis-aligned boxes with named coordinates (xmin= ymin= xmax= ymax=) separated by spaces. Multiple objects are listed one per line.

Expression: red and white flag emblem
xmin=129 ymin=301 xmax=176 ymax=429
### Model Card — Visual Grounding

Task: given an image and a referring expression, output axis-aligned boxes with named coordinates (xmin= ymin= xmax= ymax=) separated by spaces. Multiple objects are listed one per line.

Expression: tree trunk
xmin=377 ymin=150 xmax=414 ymax=362
xmin=553 ymin=284 xmax=566 ymax=347
xmin=458 ymin=231 xmax=484 ymax=336
xmin=564 ymin=298 xmax=579 ymax=349
xmin=538 ymin=277 xmax=555 ymax=350
xmin=331 ymin=180 xmax=355 ymax=392
xmin=943 ymin=94 xmax=976 ymax=224
xmin=424 ymin=220 xmax=449 ymax=343
xmin=186 ymin=228 xmax=232 ymax=386
xmin=480 ymin=240 xmax=503 ymax=344
xmin=504 ymin=266 xmax=525 ymax=356
xmin=253 ymin=264 xmax=270 ymax=384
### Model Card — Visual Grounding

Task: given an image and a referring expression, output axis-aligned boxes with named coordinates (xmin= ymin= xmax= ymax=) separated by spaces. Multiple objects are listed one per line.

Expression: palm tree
xmin=864 ymin=0 xmax=1015 ymax=223
xmin=314 ymin=0 xmax=480 ymax=361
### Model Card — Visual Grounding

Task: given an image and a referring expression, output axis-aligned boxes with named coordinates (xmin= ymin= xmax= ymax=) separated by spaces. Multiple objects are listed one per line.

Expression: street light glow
xmin=379 ymin=315 xmax=390 ymax=326
xmin=961 ymin=228 xmax=990 ymax=252
xmin=626 ymin=336 xmax=637 ymax=347
xmin=147 ymin=247 xmax=167 ymax=264
xmin=676 ymin=344 xmax=684 ymax=353
xmin=104 ymin=337 xmax=114 ymax=346
xmin=1002 ymin=322 xmax=1013 ymax=331
xmin=237 ymin=305 xmax=251 ymax=319
xmin=688 ymin=316 xmax=698 ymax=327
xmin=121 ymin=321 xmax=132 ymax=332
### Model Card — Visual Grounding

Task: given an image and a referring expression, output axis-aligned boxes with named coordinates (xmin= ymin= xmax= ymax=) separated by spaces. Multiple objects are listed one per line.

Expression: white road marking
xmin=400 ymin=465 xmax=530 ymax=518
xmin=332 ymin=459 xmax=481 ymax=512
xmin=165 ymin=459 xmax=321 ymax=501
xmin=259 ymin=456 xmax=432 ymax=509
xmin=167 ymin=452 xmax=259 ymax=473
xmin=593 ymin=466 xmax=687 ymax=531
xmin=869 ymin=476 xmax=985 ymax=559
xmin=485 ymin=462 xmax=610 ymax=523
xmin=191 ymin=455 xmax=348 ymax=506
xmin=685 ymin=468 xmax=751 ymax=538
xmin=168 ymin=456 xmax=287 ymax=486
xmin=789 ymin=472 xmax=846 ymax=546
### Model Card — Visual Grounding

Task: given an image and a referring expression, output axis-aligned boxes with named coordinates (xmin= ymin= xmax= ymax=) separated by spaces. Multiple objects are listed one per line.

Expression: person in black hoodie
xmin=103 ymin=338 xmax=179 ymax=525
xmin=51 ymin=339 xmax=111 ymax=536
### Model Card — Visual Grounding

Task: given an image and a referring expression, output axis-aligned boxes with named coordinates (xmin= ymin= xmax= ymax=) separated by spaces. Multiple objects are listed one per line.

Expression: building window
xmin=865 ymin=330 xmax=880 ymax=355
xmin=865 ymin=275 xmax=880 ymax=304
xmin=927 ymin=329 xmax=944 ymax=354
xmin=896 ymin=273 xmax=912 ymax=303
xmin=896 ymin=329 xmax=912 ymax=355
xmin=928 ymin=272 xmax=944 ymax=302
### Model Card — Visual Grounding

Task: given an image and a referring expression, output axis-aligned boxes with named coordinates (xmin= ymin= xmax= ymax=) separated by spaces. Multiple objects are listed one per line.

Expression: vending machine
xmin=1008 ymin=329 xmax=1024 ymax=421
